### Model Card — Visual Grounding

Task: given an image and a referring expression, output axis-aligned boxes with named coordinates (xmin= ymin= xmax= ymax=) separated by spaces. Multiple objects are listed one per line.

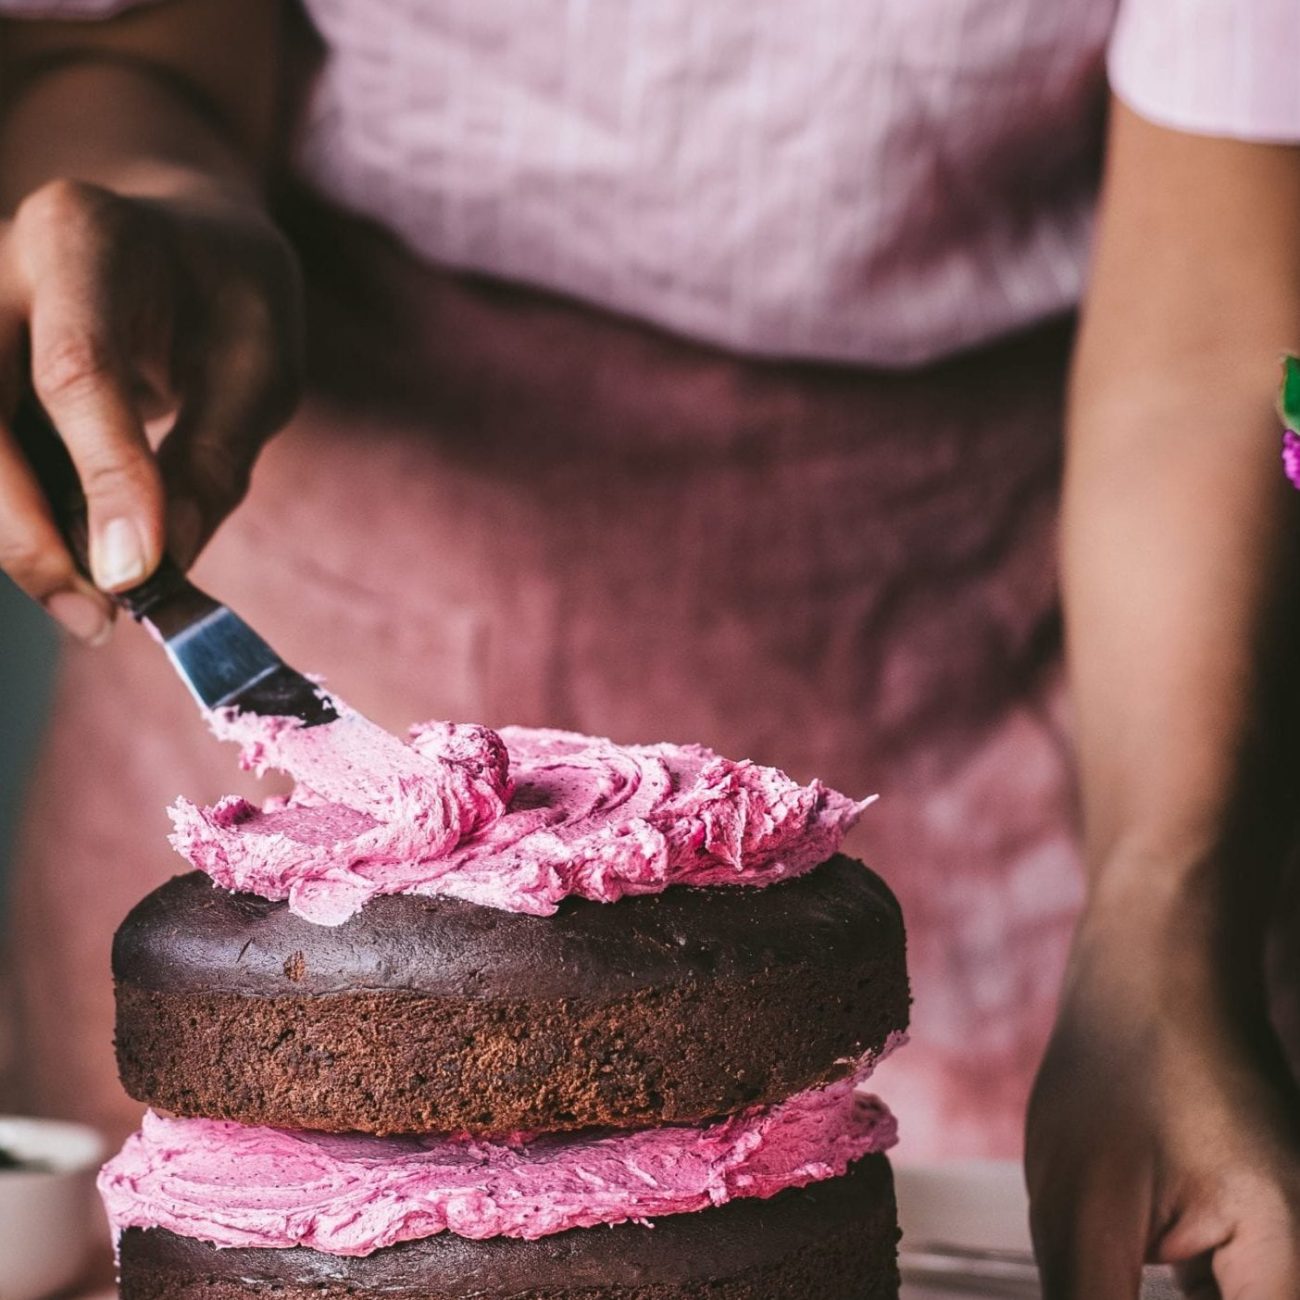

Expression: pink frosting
xmin=170 ymin=704 xmax=872 ymax=925
xmin=98 ymin=1058 xmax=898 ymax=1254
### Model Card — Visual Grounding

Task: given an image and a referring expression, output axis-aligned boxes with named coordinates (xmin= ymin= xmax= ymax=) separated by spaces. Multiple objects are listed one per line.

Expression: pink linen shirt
xmin=4 ymin=0 xmax=1299 ymax=365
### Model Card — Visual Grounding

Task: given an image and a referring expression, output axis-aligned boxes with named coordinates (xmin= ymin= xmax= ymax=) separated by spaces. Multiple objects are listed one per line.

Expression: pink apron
xmin=2 ymin=198 xmax=1077 ymax=1160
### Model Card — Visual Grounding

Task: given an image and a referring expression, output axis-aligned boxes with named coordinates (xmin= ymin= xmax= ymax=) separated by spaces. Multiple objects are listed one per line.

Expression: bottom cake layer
xmin=118 ymin=1155 xmax=899 ymax=1299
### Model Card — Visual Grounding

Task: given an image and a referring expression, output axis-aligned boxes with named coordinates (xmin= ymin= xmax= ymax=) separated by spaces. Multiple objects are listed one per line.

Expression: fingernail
xmin=45 ymin=589 xmax=113 ymax=646
xmin=93 ymin=517 xmax=150 ymax=590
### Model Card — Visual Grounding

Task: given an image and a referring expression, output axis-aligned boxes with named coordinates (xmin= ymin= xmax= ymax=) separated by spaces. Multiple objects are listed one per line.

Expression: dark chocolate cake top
xmin=114 ymin=855 xmax=902 ymax=1000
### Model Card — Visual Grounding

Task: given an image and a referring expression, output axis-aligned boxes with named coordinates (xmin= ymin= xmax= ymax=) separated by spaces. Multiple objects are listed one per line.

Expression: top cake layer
xmin=170 ymin=706 xmax=871 ymax=925
xmin=114 ymin=856 xmax=908 ymax=1134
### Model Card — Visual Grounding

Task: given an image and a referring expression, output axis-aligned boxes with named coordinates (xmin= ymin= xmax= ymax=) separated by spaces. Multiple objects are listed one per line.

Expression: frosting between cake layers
xmin=169 ymin=705 xmax=873 ymax=925
xmin=98 ymin=1056 xmax=898 ymax=1255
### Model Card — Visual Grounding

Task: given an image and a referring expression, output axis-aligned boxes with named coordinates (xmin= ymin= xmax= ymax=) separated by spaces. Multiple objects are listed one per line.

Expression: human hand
xmin=1027 ymin=909 xmax=1300 ymax=1298
xmin=0 ymin=176 xmax=301 ymax=643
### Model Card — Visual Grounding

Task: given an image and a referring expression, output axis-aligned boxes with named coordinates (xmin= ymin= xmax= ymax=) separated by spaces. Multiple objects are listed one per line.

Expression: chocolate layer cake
xmin=100 ymin=709 xmax=909 ymax=1300
xmin=114 ymin=855 xmax=907 ymax=1134
xmin=118 ymin=1157 xmax=900 ymax=1299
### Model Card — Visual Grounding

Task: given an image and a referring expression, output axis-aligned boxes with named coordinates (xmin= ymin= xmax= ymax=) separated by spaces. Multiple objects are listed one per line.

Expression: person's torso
xmin=294 ymin=0 xmax=1116 ymax=365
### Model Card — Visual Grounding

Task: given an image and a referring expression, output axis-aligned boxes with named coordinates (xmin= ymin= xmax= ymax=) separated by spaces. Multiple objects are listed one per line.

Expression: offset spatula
xmin=15 ymin=395 xmax=337 ymax=727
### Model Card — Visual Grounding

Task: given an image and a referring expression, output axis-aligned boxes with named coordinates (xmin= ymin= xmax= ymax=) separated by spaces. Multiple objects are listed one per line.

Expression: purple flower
xmin=1284 ymin=430 xmax=1300 ymax=490
xmin=1282 ymin=356 xmax=1300 ymax=488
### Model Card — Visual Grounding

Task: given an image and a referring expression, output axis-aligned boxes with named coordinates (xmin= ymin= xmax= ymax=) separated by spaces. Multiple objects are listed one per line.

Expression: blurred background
xmin=0 ymin=577 xmax=56 ymax=922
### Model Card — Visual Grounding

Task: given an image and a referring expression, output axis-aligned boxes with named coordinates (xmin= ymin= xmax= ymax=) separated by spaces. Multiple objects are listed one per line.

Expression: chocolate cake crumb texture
xmin=114 ymin=856 xmax=909 ymax=1135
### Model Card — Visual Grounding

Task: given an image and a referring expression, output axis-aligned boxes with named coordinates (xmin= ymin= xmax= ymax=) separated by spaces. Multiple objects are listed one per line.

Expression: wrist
xmin=1085 ymin=845 xmax=1225 ymax=930
xmin=1071 ymin=848 xmax=1275 ymax=1009
xmin=0 ymin=55 xmax=266 ymax=216
xmin=1083 ymin=805 xmax=1288 ymax=929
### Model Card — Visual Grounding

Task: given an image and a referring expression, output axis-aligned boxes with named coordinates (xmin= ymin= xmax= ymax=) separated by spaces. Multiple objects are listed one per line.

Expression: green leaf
xmin=1282 ymin=354 xmax=1300 ymax=433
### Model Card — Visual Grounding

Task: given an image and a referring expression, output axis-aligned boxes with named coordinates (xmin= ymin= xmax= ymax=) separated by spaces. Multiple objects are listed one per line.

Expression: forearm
xmin=1065 ymin=104 xmax=1300 ymax=958
xmin=0 ymin=0 xmax=277 ymax=213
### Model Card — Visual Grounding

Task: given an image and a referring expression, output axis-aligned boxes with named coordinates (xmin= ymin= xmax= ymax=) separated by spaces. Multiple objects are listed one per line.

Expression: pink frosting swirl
xmin=98 ymin=1057 xmax=898 ymax=1254
xmin=170 ymin=708 xmax=872 ymax=925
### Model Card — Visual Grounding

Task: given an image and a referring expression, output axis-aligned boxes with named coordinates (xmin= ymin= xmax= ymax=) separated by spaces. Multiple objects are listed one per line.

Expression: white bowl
xmin=896 ymin=1157 xmax=1034 ymax=1256
xmin=0 ymin=1116 xmax=107 ymax=1300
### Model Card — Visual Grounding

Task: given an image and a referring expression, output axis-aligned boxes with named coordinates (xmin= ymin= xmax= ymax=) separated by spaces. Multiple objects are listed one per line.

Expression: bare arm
xmin=0 ymin=0 xmax=277 ymax=202
xmin=0 ymin=1 xmax=299 ymax=642
xmin=1028 ymin=101 xmax=1300 ymax=1297
xmin=1064 ymin=104 xmax=1300 ymax=921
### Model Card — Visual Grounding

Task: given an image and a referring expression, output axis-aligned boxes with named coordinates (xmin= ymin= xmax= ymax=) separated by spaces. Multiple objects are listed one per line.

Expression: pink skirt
xmin=1 ymin=200 xmax=1079 ymax=1159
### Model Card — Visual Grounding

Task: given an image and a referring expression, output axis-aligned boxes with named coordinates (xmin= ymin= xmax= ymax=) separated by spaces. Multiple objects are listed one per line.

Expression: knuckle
xmin=15 ymin=178 xmax=117 ymax=243
xmin=33 ymin=332 xmax=116 ymax=406
xmin=77 ymin=448 xmax=157 ymax=503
